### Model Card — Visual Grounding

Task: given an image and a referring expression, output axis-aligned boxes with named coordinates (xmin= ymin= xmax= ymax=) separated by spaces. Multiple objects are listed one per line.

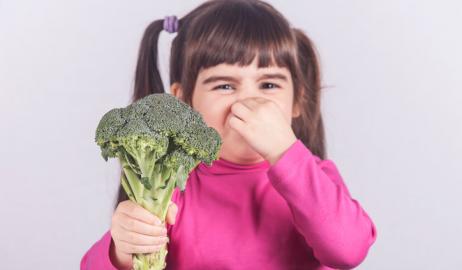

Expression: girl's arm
xmin=80 ymin=230 xmax=119 ymax=270
xmin=267 ymin=139 xmax=378 ymax=269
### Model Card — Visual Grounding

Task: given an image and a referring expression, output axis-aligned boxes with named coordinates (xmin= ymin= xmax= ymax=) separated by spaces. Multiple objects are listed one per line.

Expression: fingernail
xmin=155 ymin=220 xmax=161 ymax=225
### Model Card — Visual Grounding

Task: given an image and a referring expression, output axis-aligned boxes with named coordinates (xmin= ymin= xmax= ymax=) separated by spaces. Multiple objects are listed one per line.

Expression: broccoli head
xmin=95 ymin=93 xmax=222 ymax=270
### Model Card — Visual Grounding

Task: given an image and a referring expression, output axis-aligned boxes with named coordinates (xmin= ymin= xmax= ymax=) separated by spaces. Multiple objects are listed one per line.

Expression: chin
xmin=218 ymin=128 xmax=264 ymax=162
xmin=219 ymin=140 xmax=263 ymax=162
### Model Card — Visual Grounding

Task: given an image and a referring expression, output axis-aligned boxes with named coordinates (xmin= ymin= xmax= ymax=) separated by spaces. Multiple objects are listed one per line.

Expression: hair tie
xmin=163 ymin=15 xmax=179 ymax=33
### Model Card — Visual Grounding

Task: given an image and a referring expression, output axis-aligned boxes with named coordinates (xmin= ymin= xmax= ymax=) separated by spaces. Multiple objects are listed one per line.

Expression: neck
xmin=218 ymin=152 xmax=266 ymax=166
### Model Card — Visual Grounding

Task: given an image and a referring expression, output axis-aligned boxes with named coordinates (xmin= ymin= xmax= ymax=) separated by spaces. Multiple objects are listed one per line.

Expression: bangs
xmin=185 ymin=0 xmax=297 ymax=71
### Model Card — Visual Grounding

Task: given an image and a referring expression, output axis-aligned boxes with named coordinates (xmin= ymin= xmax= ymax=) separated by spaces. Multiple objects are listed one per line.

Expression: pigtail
xmin=132 ymin=19 xmax=166 ymax=102
xmin=292 ymin=28 xmax=327 ymax=160
xmin=114 ymin=20 xmax=168 ymax=209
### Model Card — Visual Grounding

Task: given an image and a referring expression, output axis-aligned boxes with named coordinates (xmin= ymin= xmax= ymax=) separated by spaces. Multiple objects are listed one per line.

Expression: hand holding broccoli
xmin=109 ymin=200 xmax=178 ymax=270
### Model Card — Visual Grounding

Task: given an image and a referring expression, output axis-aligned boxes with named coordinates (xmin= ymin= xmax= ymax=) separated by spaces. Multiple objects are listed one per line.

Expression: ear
xmin=170 ymin=82 xmax=184 ymax=101
xmin=292 ymin=101 xmax=301 ymax=118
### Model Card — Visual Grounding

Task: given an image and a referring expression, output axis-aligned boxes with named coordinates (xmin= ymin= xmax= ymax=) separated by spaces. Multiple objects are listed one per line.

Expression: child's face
xmin=172 ymin=57 xmax=299 ymax=164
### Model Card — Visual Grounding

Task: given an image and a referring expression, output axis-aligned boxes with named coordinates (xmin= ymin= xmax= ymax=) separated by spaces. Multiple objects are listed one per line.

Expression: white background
xmin=1 ymin=0 xmax=461 ymax=269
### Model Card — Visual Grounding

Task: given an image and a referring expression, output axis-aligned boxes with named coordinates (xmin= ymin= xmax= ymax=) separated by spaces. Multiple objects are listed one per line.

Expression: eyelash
xmin=212 ymin=83 xmax=280 ymax=91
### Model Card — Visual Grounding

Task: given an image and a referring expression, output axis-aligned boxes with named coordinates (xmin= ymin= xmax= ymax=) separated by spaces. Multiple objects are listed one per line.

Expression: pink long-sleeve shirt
xmin=81 ymin=139 xmax=377 ymax=270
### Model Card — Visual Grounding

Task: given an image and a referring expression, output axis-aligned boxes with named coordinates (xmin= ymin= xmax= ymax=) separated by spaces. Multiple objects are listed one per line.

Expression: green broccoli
xmin=95 ymin=93 xmax=222 ymax=270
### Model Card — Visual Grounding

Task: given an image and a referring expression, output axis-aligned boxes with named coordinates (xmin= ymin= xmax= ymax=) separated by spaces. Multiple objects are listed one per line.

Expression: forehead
xmin=198 ymin=58 xmax=290 ymax=79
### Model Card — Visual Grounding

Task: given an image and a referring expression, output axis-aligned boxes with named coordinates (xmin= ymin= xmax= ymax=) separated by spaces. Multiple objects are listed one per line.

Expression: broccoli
xmin=95 ymin=93 xmax=222 ymax=270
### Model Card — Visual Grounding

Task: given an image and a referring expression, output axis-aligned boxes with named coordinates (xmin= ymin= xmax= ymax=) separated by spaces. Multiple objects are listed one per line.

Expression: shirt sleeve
xmin=80 ymin=230 xmax=119 ymax=270
xmin=267 ymin=139 xmax=378 ymax=269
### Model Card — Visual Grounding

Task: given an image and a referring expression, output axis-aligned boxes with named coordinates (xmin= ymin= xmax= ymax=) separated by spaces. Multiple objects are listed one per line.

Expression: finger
xmin=117 ymin=240 xmax=166 ymax=254
xmin=166 ymin=202 xmax=178 ymax=225
xmin=119 ymin=216 xmax=167 ymax=236
xmin=228 ymin=114 xmax=247 ymax=135
xmin=253 ymin=96 xmax=270 ymax=104
xmin=230 ymin=102 xmax=252 ymax=122
xmin=119 ymin=200 xmax=161 ymax=225
xmin=119 ymin=231 xmax=169 ymax=246
xmin=239 ymin=99 xmax=258 ymax=111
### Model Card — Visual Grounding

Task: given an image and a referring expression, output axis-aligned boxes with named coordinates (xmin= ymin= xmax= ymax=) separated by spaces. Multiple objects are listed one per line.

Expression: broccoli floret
xmin=95 ymin=93 xmax=222 ymax=270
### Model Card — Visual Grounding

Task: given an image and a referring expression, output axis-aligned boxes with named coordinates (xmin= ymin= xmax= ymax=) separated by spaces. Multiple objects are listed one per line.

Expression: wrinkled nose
xmin=235 ymin=85 xmax=262 ymax=102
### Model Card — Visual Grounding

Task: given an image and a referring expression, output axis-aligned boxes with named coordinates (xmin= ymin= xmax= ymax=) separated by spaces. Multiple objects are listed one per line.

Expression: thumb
xmin=166 ymin=201 xmax=178 ymax=225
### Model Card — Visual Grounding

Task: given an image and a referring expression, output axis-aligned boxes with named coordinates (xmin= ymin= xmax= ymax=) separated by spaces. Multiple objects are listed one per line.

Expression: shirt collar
xmin=196 ymin=157 xmax=271 ymax=175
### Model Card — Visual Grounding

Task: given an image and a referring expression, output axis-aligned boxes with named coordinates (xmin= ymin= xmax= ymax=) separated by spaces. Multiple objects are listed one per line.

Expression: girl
xmin=81 ymin=0 xmax=377 ymax=269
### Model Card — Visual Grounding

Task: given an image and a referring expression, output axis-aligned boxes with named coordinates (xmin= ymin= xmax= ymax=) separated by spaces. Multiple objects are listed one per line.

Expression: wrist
xmin=267 ymin=136 xmax=297 ymax=165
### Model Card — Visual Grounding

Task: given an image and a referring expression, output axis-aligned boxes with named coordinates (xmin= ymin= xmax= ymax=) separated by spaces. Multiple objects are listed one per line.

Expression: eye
xmin=261 ymin=82 xmax=280 ymax=89
xmin=212 ymin=84 xmax=235 ymax=91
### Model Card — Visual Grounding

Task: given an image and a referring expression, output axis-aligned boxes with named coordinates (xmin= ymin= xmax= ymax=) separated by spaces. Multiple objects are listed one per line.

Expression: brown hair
xmin=115 ymin=0 xmax=326 ymax=208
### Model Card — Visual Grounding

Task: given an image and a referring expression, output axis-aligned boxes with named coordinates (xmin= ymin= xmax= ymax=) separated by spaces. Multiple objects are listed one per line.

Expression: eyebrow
xmin=201 ymin=73 xmax=289 ymax=85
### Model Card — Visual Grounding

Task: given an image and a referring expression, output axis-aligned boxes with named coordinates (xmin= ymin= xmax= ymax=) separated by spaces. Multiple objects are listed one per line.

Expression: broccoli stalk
xmin=95 ymin=93 xmax=222 ymax=270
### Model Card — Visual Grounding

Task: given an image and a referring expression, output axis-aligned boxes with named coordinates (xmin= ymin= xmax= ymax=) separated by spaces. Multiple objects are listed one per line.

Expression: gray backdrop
xmin=1 ymin=0 xmax=461 ymax=269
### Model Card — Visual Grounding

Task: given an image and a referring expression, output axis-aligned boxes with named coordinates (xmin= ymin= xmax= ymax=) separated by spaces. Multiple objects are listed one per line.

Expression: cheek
xmin=192 ymin=92 xmax=231 ymax=136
